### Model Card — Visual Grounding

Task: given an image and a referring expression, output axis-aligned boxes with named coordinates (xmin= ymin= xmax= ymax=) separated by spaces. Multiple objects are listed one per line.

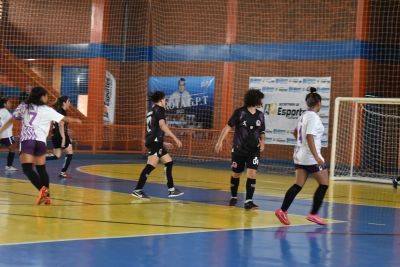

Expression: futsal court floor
xmin=0 ymin=154 xmax=399 ymax=267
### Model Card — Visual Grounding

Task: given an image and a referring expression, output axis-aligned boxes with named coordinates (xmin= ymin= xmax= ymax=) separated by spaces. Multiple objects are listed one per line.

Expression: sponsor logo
xmin=256 ymin=120 xmax=261 ymax=126
xmin=273 ymin=129 xmax=286 ymax=134
xmin=303 ymin=78 xmax=317 ymax=84
xmin=289 ymin=78 xmax=303 ymax=83
xmin=273 ymin=138 xmax=287 ymax=143
xmin=250 ymin=78 xmax=263 ymax=83
xmin=288 ymin=87 xmax=303 ymax=92
xmin=277 ymin=87 xmax=288 ymax=92
xmin=277 ymin=107 xmax=307 ymax=118
xmin=266 ymin=138 xmax=273 ymax=142
xmin=265 ymin=129 xmax=273 ymax=134
xmin=276 ymin=78 xmax=289 ymax=84
xmin=318 ymin=87 xmax=330 ymax=93
xmin=287 ymin=138 xmax=297 ymax=144
xmin=262 ymin=86 xmax=275 ymax=93
xmin=264 ymin=103 xmax=278 ymax=115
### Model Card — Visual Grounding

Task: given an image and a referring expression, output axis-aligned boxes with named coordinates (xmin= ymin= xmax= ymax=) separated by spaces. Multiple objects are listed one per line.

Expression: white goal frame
xmin=330 ymin=97 xmax=400 ymax=183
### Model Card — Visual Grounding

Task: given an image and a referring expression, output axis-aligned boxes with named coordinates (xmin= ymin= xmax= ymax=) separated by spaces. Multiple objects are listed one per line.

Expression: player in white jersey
xmin=275 ymin=87 xmax=329 ymax=225
xmin=0 ymin=87 xmax=81 ymax=205
xmin=0 ymin=97 xmax=17 ymax=171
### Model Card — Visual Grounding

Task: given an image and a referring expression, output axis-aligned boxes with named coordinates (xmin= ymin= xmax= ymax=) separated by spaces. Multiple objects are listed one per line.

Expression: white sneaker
xmin=5 ymin=166 xmax=17 ymax=171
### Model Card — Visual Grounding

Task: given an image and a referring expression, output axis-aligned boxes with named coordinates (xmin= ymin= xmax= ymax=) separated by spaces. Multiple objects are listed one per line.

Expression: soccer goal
xmin=330 ymin=97 xmax=400 ymax=183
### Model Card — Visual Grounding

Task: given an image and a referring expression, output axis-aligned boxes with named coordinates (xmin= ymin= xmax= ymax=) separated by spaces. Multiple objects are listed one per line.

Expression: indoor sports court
xmin=0 ymin=1 xmax=400 ymax=267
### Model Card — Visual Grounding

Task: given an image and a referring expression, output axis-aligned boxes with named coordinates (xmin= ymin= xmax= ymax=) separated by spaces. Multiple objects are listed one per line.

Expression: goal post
xmin=330 ymin=97 xmax=400 ymax=183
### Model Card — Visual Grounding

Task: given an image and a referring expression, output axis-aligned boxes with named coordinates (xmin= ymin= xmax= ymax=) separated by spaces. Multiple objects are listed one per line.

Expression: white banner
xmin=249 ymin=77 xmax=331 ymax=147
xmin=104 ymin=71 xmax=116 ymax=124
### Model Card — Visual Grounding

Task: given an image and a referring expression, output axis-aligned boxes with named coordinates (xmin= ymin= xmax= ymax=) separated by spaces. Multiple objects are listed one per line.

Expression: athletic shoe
xmin=43 ymin=197 xmax=52 ymax=205
xmin=131 ymin=190 xmax=150 ymax=199
xmin=244 ymin=201 xmax=259 ymax=210
xmin=275 ymin=208 xmax=290 ymax=225
xmin=35 ymin=186 xmax=49 ymax=205
xmin=5 ymin=166 xmax=17 ymax=171
xmin=306 ymin=213 xmax=327 ymax=225
xmin=229 ymin=197 xmax=238 ymax=206
xmin=168 ymin=188 xmax=184 ymax=198
xmin=59 ymin=172 xmax=71 ymax=178
xmin=393 ymin=177 xmax=398 ymax=189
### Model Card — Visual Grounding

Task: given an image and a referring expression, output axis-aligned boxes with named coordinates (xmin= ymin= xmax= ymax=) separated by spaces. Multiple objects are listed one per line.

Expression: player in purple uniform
xmin=0 ymin=97 xmax=17 ymax=171
xmin=275 ymin=87 xmax=329 ymax=225
xmin=131 ymin=91 xmax=184 ymax=199
xmin=0 ymin=87 xmax=81 ymax=205
xmin=46 ymin=96 xmax=75 ymax=178
xmin=215 ymin=89 xmax=266 ymax=210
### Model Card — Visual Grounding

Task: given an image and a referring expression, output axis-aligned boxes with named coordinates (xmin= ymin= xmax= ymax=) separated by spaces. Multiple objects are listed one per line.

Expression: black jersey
xmin=52 ymin=109 xmax=68 ymax=136
xmin=145 ymin=105 xmax=166 ymax=146
xmin=228 ymin=107 xmax=265 ymax=155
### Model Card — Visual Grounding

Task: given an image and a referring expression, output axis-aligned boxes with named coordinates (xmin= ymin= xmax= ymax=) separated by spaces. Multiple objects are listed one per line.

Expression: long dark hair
xmin=54 ymin=95 xmax=69 ymax=111
xmin=305 ymin=87 xmax=322 ymax=108
xmin=25 ymin=87 xmax=48 ymax=109
xmin=0 ymin=97 xmax=8 ymax=109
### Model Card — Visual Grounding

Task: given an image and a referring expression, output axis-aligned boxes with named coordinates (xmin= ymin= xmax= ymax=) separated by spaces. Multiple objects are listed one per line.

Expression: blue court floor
xmin=0 ymin=154 xmax=399 ymax=267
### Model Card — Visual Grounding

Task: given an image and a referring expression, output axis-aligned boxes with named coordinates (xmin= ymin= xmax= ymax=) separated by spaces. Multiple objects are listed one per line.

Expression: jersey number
xmin=146 ymin=111 xmax=153 ymax=132
xmin=29 ymin=112 xmax=37 ymax=126
xmin=253 ymin=157 xmax=259 ymax=165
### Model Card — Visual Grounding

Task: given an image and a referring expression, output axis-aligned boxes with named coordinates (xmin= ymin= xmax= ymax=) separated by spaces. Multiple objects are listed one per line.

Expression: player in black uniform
xmin=215 ymin=89 xmax=266 ymax=209
xmin=46 ymin=96 xmax=74 ymax=178
xmin=131 ymin=91 xmax=184 ymax=198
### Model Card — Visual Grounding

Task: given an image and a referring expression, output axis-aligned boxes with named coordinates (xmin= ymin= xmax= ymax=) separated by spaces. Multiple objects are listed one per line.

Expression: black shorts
xmin=146 ymin=142 xmax=168 ymax=158
xmin=0 ymin=137 xmax=14 ymax=147
xmin=52 ymin=135 xmax=72 ymax=149
xmin=231 ymin=152 xmax=260 ymax=173
xmin=295 ymin=164 xmax=328 ymax=174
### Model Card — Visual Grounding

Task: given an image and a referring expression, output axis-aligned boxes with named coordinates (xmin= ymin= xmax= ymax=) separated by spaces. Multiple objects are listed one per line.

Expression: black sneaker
xmin=168 ymin=188 xmax=184 ymax=198
xmin=131 ymin=190 xmax=150 ymax=199
xmin=244 ymin=201 xmax=259 ymax=210
xmin=393 ymin=178 xmax=398 ymax=189
xmin=229 ymin=197 xmax=238 ymax=206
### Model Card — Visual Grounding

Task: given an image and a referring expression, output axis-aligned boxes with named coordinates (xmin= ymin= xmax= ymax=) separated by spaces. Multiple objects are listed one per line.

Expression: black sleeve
xmin=259 ymin=112 xmax=265 ymax=134
xmin=227 ymin=109 xmax=240 ymax=127
xmin=155 ymin=107 xmax=166 ymax=123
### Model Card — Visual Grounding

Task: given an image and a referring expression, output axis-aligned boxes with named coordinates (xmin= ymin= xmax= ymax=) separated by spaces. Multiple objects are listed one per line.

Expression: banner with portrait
xmin=249 ymin=77 xmax=331 ymax=147
xmin=148 ymin=76 xmax=215 ymax=128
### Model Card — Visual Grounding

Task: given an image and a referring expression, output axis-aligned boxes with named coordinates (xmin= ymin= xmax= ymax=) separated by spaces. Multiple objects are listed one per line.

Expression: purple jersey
xmin=145 ymin=105 xmax=166 ymax=146
xmin=228 ymin=107 xmax=265 ymax=155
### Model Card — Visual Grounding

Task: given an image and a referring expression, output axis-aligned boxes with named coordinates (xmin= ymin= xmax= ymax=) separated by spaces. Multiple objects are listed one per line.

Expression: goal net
xmin=330 ymin=97 xmax=400 ymax=183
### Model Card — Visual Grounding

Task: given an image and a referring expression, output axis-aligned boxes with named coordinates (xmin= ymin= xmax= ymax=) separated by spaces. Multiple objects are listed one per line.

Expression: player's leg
xmin=160 ymin=150 xmax=184 ymax=198
xmin=229 ymin=153 xmax=245 ymax=206
xmin=4 ymin=137 xmax=17 ymax=171
xmin=46 ymin=136 xmax=62 ymax=160
xmin=275 ymin=166 xmax=308 ymax=225
xmin=34 ymin=154 xmax=51 ymax=205
xmin=131 ymin=144 xmax=159 ymax=199
xmin=306 ymin=166 xmax=329 ymax=225
xmin=60 ymin=140 xmax=73 ymax=178
xmin=243 ymin=153 xmax=259 ymax=210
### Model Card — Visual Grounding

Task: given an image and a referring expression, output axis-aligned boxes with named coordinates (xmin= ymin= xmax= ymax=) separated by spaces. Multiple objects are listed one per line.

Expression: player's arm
xmin=293 ymin=128 xmax=298 ymax=139
xmin=159 ymin=119 xmax=182 ymax=148
xmin=0 ymin=118 xmax=14 ymax=134
xmin=259 ymin=133 xmax=265 ymax=152
xmin=61 ymin=117 xmax=81 ymax=124
xmin=215 ymin=124 xmax=232 ymax=153
xmin=306 ymin=134 xmax=324 ymax=165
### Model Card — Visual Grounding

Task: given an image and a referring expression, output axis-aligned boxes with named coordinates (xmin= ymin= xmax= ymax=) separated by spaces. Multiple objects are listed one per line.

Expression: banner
xmin=104 ymin=71 xmax=116 ymax=124
xmin=249 ymin=77 xmax=331 ymax=147
xmin=148 ymin=76 xmax=215 ymax=128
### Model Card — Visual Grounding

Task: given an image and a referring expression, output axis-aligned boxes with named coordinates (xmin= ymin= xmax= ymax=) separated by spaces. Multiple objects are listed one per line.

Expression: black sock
xmin=22 ymin=163 xmax=42 ymax=190
xmin=245 ymin=178 xmax=256 ymax=201
xmin=310 ymin=185 xmax=328 ymax=214
xmin=164 ymin=161 xmax=174 ymax=189
xmin=230 ymin=177 xmax=240 ymax=198
xmin=46 ymin=154 xmax=60 ymax=161
xmin=281 ymin=184 xmax=302 ymax=211
xmin=135 ymin=164 xmax=155 ymax=190
xmin=36 ymin=165 xmax=50 ymax=188
xmin=61 ymin=154 xmax=73 ymax=172
xmin=7 ymin=152 xmax=15 ymax=167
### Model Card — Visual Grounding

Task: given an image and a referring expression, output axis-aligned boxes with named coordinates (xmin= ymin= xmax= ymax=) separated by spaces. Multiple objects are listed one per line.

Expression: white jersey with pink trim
xmin=13 ymin=103 xmax=64 ymax=143
xmin=293 ymin=110 xmax=325 ymax=165
xmin=0 ymin=108 xmax=13 ymax=138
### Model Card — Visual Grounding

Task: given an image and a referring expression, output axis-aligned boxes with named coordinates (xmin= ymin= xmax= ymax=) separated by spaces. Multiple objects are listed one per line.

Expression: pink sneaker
xmin=306 ymin=214 xmax=327 ymax=225
xmin=35 ymin=186 xmax=49 ymax=205
xmin=275 ymin=208 xmax=290 ymax=225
